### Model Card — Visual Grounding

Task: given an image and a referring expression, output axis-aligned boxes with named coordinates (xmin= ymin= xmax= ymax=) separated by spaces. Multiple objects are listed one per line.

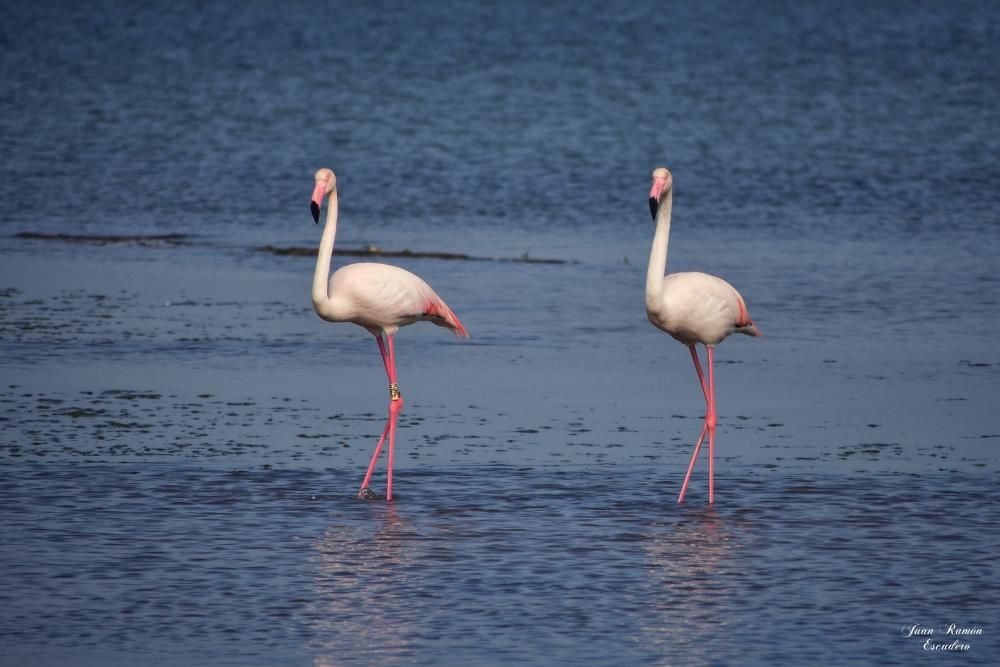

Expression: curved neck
xmin=312 ymin=189 xmax=339 ymax=309
xmin=645 ymin=190 xmax=673 ymax=304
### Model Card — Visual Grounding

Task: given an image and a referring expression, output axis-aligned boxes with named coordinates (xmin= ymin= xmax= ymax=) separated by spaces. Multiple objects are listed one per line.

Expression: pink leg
xmin=678 ymin=345 xmax=718 ymax=503
xmin=689 ymin=345 xmax=709 ymax=405
xmin=677 ymin=423 xmax=707 ymax=503
xmin=359 ymin=420 xmax=390 ymax=492
xmin=707 ymin=346 xmax=717 ymax=504
xmin=385 ymin=335 xmax=403 ymax=502
xmin=376 ymin=334 xmax=391 ymax=377
xmin=358 ymin=334 xmax=404 ymax=501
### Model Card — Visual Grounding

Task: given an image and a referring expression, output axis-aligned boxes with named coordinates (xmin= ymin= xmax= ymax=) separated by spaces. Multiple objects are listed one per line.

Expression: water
xmin=1 ymin=464 xmax=996 ymax=666
xmin=2 ymin=0 xmax=999 ymax=664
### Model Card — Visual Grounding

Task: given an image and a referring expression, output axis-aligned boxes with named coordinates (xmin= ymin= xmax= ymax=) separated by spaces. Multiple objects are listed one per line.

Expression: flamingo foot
xmin=357 ymin=487 xmax=378 ymax=501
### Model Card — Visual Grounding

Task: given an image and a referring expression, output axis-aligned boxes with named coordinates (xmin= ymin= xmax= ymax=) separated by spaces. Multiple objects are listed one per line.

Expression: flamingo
xmin=309 ymin=168 xmax=469 ymax=501
xmin=645 ymin=167 xmax=760 ymax=504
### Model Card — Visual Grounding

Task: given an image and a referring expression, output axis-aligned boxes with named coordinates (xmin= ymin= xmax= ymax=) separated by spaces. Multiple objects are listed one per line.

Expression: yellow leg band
xmin=389 ymin=383 xmax=401 ymax=401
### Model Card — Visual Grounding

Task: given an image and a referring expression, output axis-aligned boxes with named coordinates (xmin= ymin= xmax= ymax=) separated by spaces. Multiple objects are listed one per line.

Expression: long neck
xmin=312 ymin=189 xmax=339 ymax=310
xmin=645 ymin=190 xmax=673 ymax=306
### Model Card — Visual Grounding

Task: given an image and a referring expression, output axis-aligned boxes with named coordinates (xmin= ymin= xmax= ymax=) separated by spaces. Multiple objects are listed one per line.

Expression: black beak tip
xmin=648 ymin=198 xmax=658 ymax=219
xmin=310 ymin=202 xmax=320 ymax=224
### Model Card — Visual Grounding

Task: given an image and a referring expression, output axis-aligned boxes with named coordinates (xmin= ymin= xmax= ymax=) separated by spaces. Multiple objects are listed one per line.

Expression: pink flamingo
xmin=645 ymin=167 xmax=760 ymax=504
xmin=309 ymin=168 xmax=469 ymax=501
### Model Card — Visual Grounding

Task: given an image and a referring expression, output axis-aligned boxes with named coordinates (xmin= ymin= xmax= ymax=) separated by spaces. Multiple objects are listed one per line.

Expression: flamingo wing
xmin=330 ymin=263 xmax=468 ymax=336
xmin=659 ymin=272 xmax=757 ymax=345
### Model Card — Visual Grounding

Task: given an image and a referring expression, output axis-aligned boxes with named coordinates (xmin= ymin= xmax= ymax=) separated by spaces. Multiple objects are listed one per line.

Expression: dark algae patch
xmin=13 ymin=232 xmax=570 ymax=264
xmin=16 ymin=232 xmax=190 ymax=246
xmin=256 ymin=244 xmax=570 ymax=264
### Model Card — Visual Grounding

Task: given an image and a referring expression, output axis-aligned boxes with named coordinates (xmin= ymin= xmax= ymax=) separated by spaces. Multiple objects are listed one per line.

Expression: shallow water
xmin=2 ymin=0 xmax=1000 ymax=664
xmin=1 ymin=464 xmax=997 ymax=666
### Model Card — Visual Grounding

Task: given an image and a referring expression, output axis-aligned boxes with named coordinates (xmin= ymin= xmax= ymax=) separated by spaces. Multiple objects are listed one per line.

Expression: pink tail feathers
xmin=424 ymin=299 xmax=469 ymax=337
xmin=735 ymin=294 xmax=760 ymax=337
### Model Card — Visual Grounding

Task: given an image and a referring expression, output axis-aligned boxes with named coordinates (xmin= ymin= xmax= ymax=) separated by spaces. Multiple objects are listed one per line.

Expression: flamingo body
xmin=648 ymin=271 xmax=757 ymax=347
xmin=309 ymin=167 xmax=466 ymax=502
xmin=317 ymin=262 xmax=467 ymax=337
xmin=645 ymin=166 xmax=758 ymax=504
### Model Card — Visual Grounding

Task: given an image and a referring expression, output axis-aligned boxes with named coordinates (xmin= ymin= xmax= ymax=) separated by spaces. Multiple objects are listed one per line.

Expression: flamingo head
xmin=311 ymin=168 xmax=337 ymax=223
xmin=648 ymin=167 xmax=673 ymax=219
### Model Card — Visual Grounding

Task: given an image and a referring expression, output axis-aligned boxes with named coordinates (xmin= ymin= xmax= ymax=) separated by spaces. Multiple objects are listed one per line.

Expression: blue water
xmin=1 ymin=464 xmax=997 ymax=666
xmin=2 ymin=0 xmax=999 ymax=664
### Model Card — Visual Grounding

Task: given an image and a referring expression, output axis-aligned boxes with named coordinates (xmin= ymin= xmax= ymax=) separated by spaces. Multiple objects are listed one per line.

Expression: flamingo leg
xmin=689 ymin=345 xmax=709 ymax=405
xmin=358 ymin=333 xmax=404 ymax=501
xmin=707 ymin=346 xmax=717 ymax=504
xmin=677 ymin=423 xmax=707 ymax=503
xmin=678 ymin=345 xmax=718 ymax=503
xmin=385 ymin=334 xmax=403 ymax=502
xmin=376 ymin=333 xmax=391 ymax=378
xmin=359 ymin=420 xmax=390 ymax=493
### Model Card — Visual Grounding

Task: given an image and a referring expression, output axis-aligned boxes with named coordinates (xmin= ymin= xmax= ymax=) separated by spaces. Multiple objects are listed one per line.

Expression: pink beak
xmin=649 ymin=179 xmax=665 ymax=219
xmin=310 ymin=181 xmax=327 ymax=223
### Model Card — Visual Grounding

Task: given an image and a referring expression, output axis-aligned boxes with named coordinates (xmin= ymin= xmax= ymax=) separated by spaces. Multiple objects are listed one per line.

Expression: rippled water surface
xmin=1 ymin=465 xmax=998 ymax=666
xmin=2 ymin=0 xmax=999 ymax=664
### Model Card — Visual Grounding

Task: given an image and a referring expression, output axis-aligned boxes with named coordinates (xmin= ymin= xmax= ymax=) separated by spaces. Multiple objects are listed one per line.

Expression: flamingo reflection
xmin=309 ymin=505 xmax=415 ymax=666
xmin=638 ymin=508 xmax=737 ymax=663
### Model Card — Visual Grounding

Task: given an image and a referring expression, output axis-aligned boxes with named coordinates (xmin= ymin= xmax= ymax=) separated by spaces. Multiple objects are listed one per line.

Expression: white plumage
xmin=645 ymin=166 xmax=759 ymax=504
xmin=309 ymin=168 xmax=467 ymax=502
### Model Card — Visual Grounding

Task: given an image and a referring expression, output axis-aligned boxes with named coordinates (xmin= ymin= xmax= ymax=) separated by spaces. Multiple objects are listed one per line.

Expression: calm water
xmin=2 ymin=0 xmax=999 ymax=665
xmin=1 ymin=464 xmax=997 ymax=666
